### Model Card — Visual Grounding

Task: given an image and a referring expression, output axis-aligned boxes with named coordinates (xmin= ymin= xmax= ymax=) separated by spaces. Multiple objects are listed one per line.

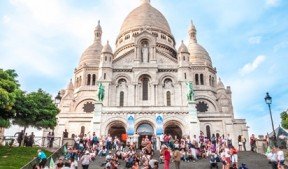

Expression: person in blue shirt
xmin=37 ymin=149 xmax=47 ymax=169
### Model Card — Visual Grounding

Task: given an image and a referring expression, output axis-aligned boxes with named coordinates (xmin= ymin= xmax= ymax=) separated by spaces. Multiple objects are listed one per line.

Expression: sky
xmin=0 ymin=0 xmax=288 ymax=136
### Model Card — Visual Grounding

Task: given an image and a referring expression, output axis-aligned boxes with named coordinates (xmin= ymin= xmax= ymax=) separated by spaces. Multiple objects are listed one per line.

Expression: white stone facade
xmin=55 ymin=0 xmax=249 ymax=146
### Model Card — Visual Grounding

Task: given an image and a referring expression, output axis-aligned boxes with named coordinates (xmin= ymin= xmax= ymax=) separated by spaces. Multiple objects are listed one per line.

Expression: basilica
xmin=55 ymin=0 xmax=249 ymax=146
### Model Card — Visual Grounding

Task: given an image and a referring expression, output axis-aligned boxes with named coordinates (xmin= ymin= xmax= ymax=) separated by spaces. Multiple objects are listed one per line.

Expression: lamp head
xmin=265 ymin=92 xmax=272 ymax=105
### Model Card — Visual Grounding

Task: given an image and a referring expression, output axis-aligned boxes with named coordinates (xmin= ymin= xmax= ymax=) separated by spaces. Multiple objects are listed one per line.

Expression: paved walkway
xmin=89 ymin=151 xmax=277 ymax=169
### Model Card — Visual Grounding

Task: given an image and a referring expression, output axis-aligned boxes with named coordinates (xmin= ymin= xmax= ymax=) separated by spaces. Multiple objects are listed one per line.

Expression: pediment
xmin=113 ymin=49 xmax=135 ymax=68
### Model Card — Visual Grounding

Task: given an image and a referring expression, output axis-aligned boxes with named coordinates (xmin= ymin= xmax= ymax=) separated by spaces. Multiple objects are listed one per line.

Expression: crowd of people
xmin=45 ymin=131 xmax=256 ymax=169
xmin=30 ymin=130 xmax=288 ymax=169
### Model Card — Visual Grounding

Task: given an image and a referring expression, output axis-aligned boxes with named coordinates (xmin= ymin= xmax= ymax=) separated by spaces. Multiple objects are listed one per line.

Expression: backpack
xmin=92 ymin=136 xmax=98 ymax=144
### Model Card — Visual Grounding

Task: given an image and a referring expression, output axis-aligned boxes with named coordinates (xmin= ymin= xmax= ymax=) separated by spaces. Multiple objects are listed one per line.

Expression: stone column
xmin=187 ymin=101 xmax=200 ymax=138
xmin=92 ymin=102 xmax=103 ymax=136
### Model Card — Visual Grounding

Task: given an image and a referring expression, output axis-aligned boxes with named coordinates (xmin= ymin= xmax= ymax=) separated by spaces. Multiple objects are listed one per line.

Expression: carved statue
xmin=186 ymin=82 xmax=195 ymax=102
xmin=141 ymin=44 xmax=149 ymax=63
xmin=97 ymin=83 xmax=105 ymax=102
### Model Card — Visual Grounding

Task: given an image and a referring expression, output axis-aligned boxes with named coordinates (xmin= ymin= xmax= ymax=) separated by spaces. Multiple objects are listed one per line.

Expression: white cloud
xmin=248 ymin=36 xmax=262 ymax=44
xmin=239 ymin=55 xmax=266 ymax=76
xmin=2 ymin=15 xmax=11 ymax=24
xmin=0 ymin=0 xmax=140 ymax=77
xmin=266 ymin=0 xmax=280 ymax=6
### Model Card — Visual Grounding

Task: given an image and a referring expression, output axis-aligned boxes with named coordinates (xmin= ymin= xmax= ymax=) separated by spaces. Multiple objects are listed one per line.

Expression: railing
xmin=21 ymin=143 xmax=68 ymax=169
xmin=0 ymin=136 xmax=62 ymax=148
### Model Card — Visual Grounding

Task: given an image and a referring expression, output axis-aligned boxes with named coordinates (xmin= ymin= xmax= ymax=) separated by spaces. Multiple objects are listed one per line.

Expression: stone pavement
xmin=89 ymin=151 xmax=281 ymax=169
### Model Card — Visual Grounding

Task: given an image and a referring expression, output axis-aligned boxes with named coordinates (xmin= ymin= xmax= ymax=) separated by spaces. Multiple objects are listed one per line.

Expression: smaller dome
xmin=178 ymin=41 xmax=189 ymax=53
xmin=79 ymin=41 xmax=103 ymax=66
xmin=217 ymin=78 xmax=225 ymax=89
xmin=102 ymin=41 xmax=113 ymax=54
xmin=188 ymin=42 xmax=212 ymax=65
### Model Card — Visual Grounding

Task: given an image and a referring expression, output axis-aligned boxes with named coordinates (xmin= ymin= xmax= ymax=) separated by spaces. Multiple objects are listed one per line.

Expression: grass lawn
xmin=0 ymin=146 xmax=52 ymax=169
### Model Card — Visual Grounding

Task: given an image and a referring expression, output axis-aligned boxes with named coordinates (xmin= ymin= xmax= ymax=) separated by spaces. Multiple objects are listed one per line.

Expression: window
xmin=120 ymin=91 xmax=124 ymax=107
xmin=195 ymin=74 xmax=199 ymax=85
xmin=87 ymin=74 xmax=91 ymax=85
xmin=92 ymin=74 xmax=96 ymax=86
xmin=209 ymin=75 xmax=212 ymax=86
xmin=212 ymin=77 xmax=215 ymax=87
xmin=200 ymin=74 xmax=204 ymax=85
xmin=166 ymin=91 xmax=171 ymax=106
xmin=105 ymin=56 xmax=107 ymax=61
xmin=183 ymin=56 xmax=185 ymax=61
xmin=104 ymin=73 xmax=106 ymax=80
xmin=81 ymin=126 xmax=85 ymax=135
xmin=79 ymin=76 xmax=82 ymax=86
xmin=184 ymin=73 xmax=187 ymax=79
xmin=142 ymin=77 xmax=149 ymax=100
xmin=206 ymin=125 xmax=211 ymax=139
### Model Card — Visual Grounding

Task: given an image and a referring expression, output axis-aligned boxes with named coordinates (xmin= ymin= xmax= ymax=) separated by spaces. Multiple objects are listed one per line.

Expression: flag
xmin=49 ymin=158 xmax=55 ymax=169
xmin=63 ymin=145 xmax=67 ymax=155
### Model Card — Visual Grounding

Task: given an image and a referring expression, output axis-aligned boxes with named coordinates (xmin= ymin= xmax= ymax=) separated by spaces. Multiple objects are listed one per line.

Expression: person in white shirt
xmin=277 ymin=147 xmax=285 ymax=169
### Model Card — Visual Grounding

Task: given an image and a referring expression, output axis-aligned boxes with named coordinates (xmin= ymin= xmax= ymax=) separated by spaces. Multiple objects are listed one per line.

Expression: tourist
xmin=173 ymin=147 xmax=181 ymax=169
xmin=16 ymin=130 xmax=24 ymax=147
xmin=37 ymin=149 xmax=47 ymax=169
xmin=63 ymin=129 xmax=69 ymax=138
xmin=238 ymin=163 xmax=249 ymax=169
xmin=250 ymin=134 xmax=256 ymax=152
xmin=276 ymin=147 xmax=285 ymax=169
xmin=24 ymin=133 xmax=29 ymax=146
xmin=209 ymin=153 xmax=219 ymax=169
xmin=28 ymin=132 xmax=35 ymax=147
xmin=49 ymin=132 xmax=54 ymax=148
xmin=69 ymin=157 xmax=78 ymax=169
xmin=230 ymin=146 xmax=238 ymax=168
xmin=80 ymin=150 xmax=91 ymax=169
xmin=270 ymin=147 xmax=278 ymax=169
xmin=241 ymin=136 xmax=247 ymax=151
xmin=238 ymin=135 xmax=242 ymax=151
xmin=151 ymin=134 xmax=157 ymax=150
xmin=132 ymin=161 xmax=140 ymax=169
xmin=162 ymin=145 xmax=171 ymax=169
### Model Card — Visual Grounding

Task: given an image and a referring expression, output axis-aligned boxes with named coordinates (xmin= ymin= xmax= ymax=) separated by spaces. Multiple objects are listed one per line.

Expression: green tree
xmin=281 ymin=110 xmax=288 ymax=129
xmin=13 ymin=89 xmax=60 ymax=132
xmin=0 ymin=69 xmax=20 ymax=127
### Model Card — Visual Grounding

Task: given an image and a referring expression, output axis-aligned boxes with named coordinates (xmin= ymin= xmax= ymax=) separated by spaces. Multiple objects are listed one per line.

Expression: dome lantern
xmin=94 ymin=20 xmax=102 ymax=42
xmin=188 ymin=20 xmax=197 ymax=43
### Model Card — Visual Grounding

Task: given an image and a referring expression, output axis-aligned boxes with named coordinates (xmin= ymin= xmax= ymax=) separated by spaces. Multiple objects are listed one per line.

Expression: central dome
xmin=119 ymin=2 xmax=172 ymax=36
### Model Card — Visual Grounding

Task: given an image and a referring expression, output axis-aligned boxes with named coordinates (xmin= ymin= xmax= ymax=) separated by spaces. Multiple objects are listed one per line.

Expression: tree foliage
xmin=13 ymin=89 xmax=59 ymax=129
xmin=0 ymin=69 xmax=20 ymax=127
xmin=281 ymin=110 xmax=288 ymax=129
xmin=0 ymin=68 xmax=59 ymax=130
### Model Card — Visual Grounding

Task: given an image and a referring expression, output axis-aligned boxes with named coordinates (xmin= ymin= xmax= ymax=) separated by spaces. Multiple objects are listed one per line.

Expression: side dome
xmin=79 ymin=41 xmax=103 ymax=67
xmin=188 ymin=43 xmax=211 ymax=64
xmin=119 ymin=2 xmax=172 ymax=37
xmin=78 ymin=21 xmax=103 ymax=67
xmin=178 ymin=41 xmax=189 ymax=54
xmin=188 ymin=21 xmax=212 ymax=66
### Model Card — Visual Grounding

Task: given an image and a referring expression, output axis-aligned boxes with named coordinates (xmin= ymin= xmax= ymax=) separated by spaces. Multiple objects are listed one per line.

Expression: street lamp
xmin=54 ymin=91 xmax=62 ymax=106
xmin=264 ymin=92 xmax=277 ymax=146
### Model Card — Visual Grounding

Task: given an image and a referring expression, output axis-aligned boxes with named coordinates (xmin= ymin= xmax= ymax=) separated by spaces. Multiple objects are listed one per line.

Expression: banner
xmin=156 ymin=114 xmax=164 ymax=135
xmin=127 ymin=114 xmax=135 ymax=136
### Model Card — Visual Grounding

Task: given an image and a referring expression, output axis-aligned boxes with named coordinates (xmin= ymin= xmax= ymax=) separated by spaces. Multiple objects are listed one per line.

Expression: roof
xmin=119 ymin=2 xmax=171 ymax=36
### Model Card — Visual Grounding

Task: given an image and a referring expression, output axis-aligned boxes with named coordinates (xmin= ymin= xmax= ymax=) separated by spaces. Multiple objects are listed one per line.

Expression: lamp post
xmin=54 ymin=91 xmax=62 ymax=107
xmin=264 ymin=92 xmax=277 ymax=146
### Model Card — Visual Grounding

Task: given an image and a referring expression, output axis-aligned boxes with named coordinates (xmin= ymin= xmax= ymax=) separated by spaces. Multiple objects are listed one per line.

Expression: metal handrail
xmin=21 ymin=143 xmax=68 ymax=169
xmin=0 ymin=136 xmax=62 ymax=148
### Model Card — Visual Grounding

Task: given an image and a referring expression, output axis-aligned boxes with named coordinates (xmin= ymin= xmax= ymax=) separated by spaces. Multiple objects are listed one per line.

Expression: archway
xmin=136 ymin=123 xmax=154 ymax=148
xmin=164 ymin=121 xmax=183 ymax=139
xmin=108 ymin=121 xmax=126 ymax=142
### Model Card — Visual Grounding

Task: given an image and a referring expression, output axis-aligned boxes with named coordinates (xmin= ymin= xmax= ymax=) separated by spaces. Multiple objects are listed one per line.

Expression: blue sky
xmin=0 ymin=0 xmax=287 ymax=136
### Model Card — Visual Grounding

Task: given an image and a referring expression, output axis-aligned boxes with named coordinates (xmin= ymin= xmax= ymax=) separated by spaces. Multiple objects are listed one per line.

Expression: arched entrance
xmin=107 ymin=121 xmax=126 ymax=142
xmin=136 ymin=123 xmax=154 ymax=148
xmin=164 ymin=121 xmax=183 ymax=139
